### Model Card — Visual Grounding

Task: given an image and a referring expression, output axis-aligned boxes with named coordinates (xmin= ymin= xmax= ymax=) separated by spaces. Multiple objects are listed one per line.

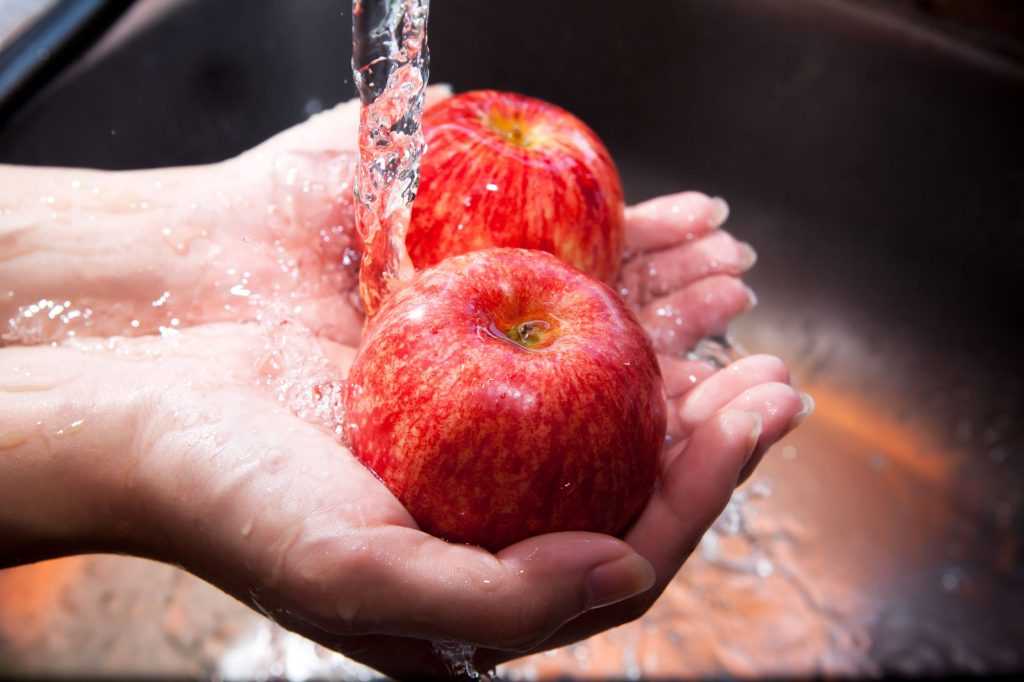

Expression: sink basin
xmin=1 ymin=0 xmax=1022 ymax=677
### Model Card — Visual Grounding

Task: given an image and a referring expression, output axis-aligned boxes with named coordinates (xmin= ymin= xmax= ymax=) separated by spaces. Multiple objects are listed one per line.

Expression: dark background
xmin=1 ymin=0 xmax=1021 ymax=355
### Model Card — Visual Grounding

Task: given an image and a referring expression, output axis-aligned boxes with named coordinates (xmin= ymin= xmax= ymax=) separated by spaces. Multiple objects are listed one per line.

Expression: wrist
xmin=0 ymin=163 xmax=219 ymax=342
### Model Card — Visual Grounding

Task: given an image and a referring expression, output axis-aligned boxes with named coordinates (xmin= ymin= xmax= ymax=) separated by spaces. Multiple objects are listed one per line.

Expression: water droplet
xmin=432 ymin=640 xmax=483 ymax=680
xmin=53 ymin=418 xmax=84 ymax=439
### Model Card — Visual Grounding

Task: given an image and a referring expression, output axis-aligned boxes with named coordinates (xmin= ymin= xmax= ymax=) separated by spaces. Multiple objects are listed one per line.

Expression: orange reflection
xmin=0 ymin=557 xmax=86 ymax=646
xmin=804 ymin=381 xmax=952 ymax=488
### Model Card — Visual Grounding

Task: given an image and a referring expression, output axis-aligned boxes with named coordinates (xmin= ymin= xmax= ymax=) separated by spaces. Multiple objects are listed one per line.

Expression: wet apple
xmin=343 ymin=248 xmax=665 ymax=551
xmin=408 ymin=90 xmax=625 ymax=283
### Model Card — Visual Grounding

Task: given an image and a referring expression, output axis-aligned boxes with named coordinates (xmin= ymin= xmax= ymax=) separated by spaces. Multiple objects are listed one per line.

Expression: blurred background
xmin=1 ymin=0 xmax=1023 ymax=678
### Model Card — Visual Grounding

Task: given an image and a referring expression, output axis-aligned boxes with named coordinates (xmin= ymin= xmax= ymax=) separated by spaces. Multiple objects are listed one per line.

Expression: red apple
xmin=407 ymin=90 xmax=626 ymax=283
xmin=343 ymin=248 xmax=665 ymax=551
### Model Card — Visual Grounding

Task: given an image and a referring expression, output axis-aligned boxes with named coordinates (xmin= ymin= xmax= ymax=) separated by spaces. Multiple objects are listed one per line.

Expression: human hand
xmin=0 ymin=88 xmax=449 ymax=347
xmin=0 ymin=303 xmax=805 ymax=680
xmin=0 ymin=322 xmax=656 ymax=672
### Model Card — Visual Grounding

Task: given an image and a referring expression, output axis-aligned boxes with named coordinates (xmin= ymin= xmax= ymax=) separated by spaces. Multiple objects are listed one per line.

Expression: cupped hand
xmin=4 ymin=86 xmax=747 ymax=358
xmin=61 ymin=322 xmax=657 ymax=673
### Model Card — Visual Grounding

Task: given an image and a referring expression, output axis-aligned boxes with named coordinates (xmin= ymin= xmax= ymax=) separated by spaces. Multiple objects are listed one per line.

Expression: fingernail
xmin=722 ymin=409 xmax=763 ymax=466
xmin=585 ymin=554 xmax=656 ymax=610
xmin=743 ymin=411 xmax=764 ymax=465
xmin=743 ymin=284 xmax=759 ymax=309
xmin=789 ymin=392 xmax=815 ymax=430
xmin=740 ymin=412 xmax=768 ymax=483
xmin=709 ymin=197 xmax=730 ymax=228
xmin=738 ymin=242 xmax=758 ymax=269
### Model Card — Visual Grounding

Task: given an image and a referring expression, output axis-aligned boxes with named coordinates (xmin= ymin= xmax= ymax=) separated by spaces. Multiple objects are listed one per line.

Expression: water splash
xmin=3 ymin=298 xmax=95 ymax=344
xmin=690 ymin=333 xmax=745 ymax=369
xmin=218 ymin=621 xmax=380 ymax=681
xmin=431 ymin=640 xmax=492 ymax=680
xmin=255 ymin=307 xmax=347 ymax=440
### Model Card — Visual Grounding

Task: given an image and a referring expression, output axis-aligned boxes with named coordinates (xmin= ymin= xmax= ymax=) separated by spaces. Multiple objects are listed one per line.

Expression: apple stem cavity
xmin=487 ymin=112 xmax=534 ymax=149
xmin=506 ymin=319 xmax=553 ymax=349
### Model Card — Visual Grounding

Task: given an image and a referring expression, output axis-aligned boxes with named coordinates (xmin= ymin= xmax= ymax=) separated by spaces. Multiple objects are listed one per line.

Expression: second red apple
xmin=407 ymin=90 xmax=625 ymax=283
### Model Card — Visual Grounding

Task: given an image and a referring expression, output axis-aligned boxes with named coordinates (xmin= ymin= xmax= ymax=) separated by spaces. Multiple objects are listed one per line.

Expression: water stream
xmin=352 ymin=1 xmax=492 ymax=677
xmin=351 ymin=0 xmax=430 ymax=317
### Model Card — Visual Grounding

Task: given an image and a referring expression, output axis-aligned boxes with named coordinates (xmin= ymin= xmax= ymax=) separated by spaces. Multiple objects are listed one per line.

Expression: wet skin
xmin=0 ymin=88 xmax=810 ymax=678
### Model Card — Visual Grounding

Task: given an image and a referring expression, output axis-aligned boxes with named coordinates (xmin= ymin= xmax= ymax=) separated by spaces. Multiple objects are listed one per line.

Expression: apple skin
xmin=343 ymin=248 xmax=665 ymax=551
xmin=407 ymin=90 xmax=626 ymax=284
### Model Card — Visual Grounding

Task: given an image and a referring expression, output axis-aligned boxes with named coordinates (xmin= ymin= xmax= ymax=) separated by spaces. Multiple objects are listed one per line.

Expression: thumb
xmin=280 ymin=526 xmax=655 ymax=651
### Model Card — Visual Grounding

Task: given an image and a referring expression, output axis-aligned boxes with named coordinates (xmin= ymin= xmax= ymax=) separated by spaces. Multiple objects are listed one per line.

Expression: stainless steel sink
xmin=1 ymin=0 xmax=1022 ymax=678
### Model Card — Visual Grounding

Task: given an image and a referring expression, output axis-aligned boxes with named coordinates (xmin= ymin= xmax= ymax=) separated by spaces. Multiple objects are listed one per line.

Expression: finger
xmin=639 ymin=275 xmax=755 ymax=355
xmin=659 ymin=354 xmax=717 ymax=398
xmin=296 ymin=528 xmax=654 ymax=650
xmin=624 ymin=192 xmax=729 ymax=253
xmin=732 ymin=384 xmax=812 ymax=484
xmin=659 ymin=355 xmax=717 ymax=442
xmin=619 ymin=231 xmax=757 ymax=307
xmin=526 ymin=408 xmax=765 ymax=652
xmin=570 ymin=382 xmax=800 ymax=613
xmin=677 ymin=354 xmax=790 ymax=433
xmin=424 ymin=82 xmax=454 ymax=110
xmin=631 ymin=408 xmax=768 ymax=584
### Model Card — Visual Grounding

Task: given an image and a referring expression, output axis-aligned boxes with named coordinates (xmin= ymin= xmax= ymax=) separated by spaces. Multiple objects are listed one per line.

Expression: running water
xmin=351 ymin=0 xmax=430 ymax=317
